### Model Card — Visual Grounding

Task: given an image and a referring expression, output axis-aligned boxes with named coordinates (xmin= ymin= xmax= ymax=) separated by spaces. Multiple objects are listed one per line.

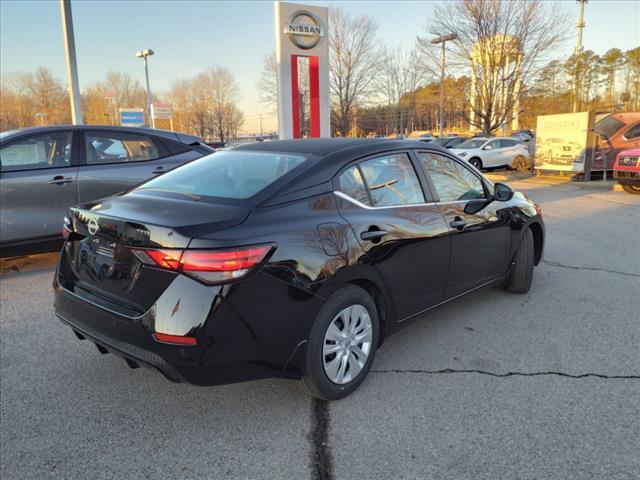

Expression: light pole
xmin=59 ymin=0 xmax=83 ymax=124
xmin=136 ymin=49 xmax=155 ymax=128
xmin=431 ymin=33 xmax=458 ymax=138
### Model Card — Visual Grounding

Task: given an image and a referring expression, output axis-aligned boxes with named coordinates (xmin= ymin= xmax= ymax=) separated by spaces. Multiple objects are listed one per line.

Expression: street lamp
xmin=136 ymin=49 xmax=155 ymax=128
xmin=431 ymin=33 xmax=458 ymax=138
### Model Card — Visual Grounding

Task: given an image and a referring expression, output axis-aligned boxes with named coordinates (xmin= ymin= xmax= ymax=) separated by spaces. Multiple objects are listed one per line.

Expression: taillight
xmin=62 ymin=216 xmax=72 ymax=240
xmin=133 ymin=244 xmax=274 ymax=284
xmin=152 ymin=332 xmax=197 ymax=346
xmin=140 ymin=249 xmax=182 ymax=270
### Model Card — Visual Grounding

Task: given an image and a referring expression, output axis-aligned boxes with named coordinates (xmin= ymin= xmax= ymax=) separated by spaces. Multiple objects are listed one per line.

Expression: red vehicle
xmin=614 ymin=148 xmax=640 ymax=194
xmin=593 ymin=112 xmax=640 ymax=170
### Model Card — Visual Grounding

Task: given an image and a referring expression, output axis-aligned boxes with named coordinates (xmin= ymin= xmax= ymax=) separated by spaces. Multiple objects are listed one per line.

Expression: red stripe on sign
xmin=309 ymin=56 xmax=320 ymax=138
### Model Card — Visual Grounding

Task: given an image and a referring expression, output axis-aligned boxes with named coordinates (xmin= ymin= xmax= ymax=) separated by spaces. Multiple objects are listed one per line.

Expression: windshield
xmin=456 ymin=139 xmax=487 ymax=149
xmin=137 ymin=150 xmax=306 ymax=200
xmin=594 ymin=115 xmax=625 ymax=139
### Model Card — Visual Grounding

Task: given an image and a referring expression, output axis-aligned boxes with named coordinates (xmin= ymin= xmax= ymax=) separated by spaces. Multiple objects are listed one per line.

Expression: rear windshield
xmin=137 ymin=150 xmax=306 ymax=200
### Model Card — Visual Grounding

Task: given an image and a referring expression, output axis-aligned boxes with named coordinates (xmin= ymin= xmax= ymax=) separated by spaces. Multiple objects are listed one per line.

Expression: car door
xmin=501 ymin=139 xmax=526 ymax=165
xmin=77 ymin=129 xmax=178 ymax=203
xmin=0 ymin=130 xmax=79 ymax=245
xmin=481 ymin=139 xmax=503 ymax=167
xmin=415 ymin=150 xmax=512 ymax=298
xmin=334 ymin=151 xmax=451 ymax=320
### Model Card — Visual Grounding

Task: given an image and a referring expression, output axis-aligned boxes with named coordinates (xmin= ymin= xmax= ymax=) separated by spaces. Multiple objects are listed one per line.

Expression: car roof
xmin=234 ymin=138 xmax=456 ymax=206
xmin=234 ymin=137 xmax=421 ymax=156
xmin=0 ymin=124 xmax=203 ymax=145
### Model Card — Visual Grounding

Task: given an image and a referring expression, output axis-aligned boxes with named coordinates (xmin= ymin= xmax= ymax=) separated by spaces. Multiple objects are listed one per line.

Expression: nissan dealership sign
xmin=275 ymin=2 xmax=330 ymax=139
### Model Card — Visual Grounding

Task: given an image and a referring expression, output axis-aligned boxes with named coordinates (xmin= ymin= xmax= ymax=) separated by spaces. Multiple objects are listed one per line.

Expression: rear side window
xmin=338 ymin=166 xmax=371 ymax=206
xmin=0 ymin=132 xmax=72 ymax=172
xmin=137 ymin=150 xmax=306 ymax=200
xmin=359 ymin=154 xmax=425 ymax=207
xmin=418 ymin=152 xmax=486 ymax=202
xmin=160 ymin=138 xmax=192 ymax=155
xmin=85 ymin=131 xmax=166 ymax=164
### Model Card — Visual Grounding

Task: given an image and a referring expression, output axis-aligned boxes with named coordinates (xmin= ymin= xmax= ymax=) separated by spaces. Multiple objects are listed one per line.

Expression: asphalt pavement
xmin=1 ymin=176 xmax=639 ymax=479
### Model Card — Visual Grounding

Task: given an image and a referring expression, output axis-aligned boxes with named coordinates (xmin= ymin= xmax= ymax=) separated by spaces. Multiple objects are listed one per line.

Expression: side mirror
xmin=494 ymin=182 xmax=514 ymax=201
xmin=483 ymin=145 xmax=493 ymax=150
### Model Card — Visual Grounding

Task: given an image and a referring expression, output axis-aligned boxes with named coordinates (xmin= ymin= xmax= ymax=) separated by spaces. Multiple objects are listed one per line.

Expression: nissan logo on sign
xmin=284 ymin=11 xmax=324 ymax=50
xmin=87 ymin=218 xmax=99 ymax=235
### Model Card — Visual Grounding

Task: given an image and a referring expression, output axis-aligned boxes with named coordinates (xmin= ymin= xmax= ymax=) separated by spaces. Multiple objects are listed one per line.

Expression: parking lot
xmin=1 ymin=175 xmax=639 ymax=480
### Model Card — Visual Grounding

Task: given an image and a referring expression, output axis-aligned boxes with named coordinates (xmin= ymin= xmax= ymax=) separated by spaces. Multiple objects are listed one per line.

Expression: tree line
xmin=1 ymin=66 xmax=244 ymax=142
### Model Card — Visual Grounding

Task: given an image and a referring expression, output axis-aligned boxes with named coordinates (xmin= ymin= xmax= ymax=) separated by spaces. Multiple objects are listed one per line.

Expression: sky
xmin=1 ymin=0 xmax=639 ymax=132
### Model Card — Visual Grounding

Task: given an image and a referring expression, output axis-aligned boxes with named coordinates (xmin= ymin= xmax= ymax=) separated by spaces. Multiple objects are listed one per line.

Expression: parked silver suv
xmin=0 ymin=125 xmax=214 ymax=256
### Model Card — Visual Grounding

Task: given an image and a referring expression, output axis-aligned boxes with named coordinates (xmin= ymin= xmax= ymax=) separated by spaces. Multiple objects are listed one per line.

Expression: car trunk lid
xmin=61 ymin=191 xmax=250 ymax=313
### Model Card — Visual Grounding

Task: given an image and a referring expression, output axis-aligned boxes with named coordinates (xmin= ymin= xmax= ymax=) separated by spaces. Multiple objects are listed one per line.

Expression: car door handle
xmin=360 ymin=229 xmax=387 ymax=242
xmin=47 ymin=175 xmax=74 ymax=185
xmin=449 ymin=217 xmax=467 ymax=230
xmin=151 ymin=167 xmax=165 ymax=175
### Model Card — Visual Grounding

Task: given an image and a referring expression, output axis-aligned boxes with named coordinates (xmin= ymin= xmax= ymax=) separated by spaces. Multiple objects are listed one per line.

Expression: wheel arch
xmin=529 ymin=221 xmax=544 ymax=266
xmin=317 ymin=265 xmax=396 ymax=346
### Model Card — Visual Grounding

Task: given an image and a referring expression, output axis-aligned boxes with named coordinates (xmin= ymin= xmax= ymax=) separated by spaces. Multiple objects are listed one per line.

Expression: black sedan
xmin=54 ymin=138 xmax=545 ymax=400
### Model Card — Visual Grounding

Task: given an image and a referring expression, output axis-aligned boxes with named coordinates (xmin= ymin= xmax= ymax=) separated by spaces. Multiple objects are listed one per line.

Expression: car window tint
xmin=0 ymin=132 xmax=72 ymax=172
xmin=337 ymin=165 xmax=371 ymax=205
xmin=137 ymin=150 xmax=306 ymax=200
xmin=488 ymin=140 xmax=501 ymax=149
xmin=418 ymin=152 xmax=486 ymax=202
xmin=500 ymin=139 xmax=513 ymax=148
xmin=85 ymin=132 xmax=161 ymax=164
xmin=359 ymin=153 xmax=424 ymax=207
xmin=624 ymin=123 xmax=640 ymax=140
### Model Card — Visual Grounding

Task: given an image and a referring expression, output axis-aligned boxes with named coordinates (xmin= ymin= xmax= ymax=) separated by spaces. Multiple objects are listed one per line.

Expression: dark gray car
xmin=0 ymin=125 xmax=214 ymax=256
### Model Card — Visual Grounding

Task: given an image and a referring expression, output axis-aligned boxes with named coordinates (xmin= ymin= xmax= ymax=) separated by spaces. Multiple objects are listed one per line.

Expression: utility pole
xmin=59 ymin=0 xmax=83 ymax=124
xmin=431 ymin=33 xmax=458 ymax=137
xmin=573 ymin=0 xmax=588 ymax=112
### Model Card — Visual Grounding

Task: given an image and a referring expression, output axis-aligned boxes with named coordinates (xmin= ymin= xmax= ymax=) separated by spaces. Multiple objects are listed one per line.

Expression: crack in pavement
xmin=541 ymin=259 xmax=640 ymax=278
xmin=310 ymin=398 xmax=333 ymax=480
xmin=370 ymin=368 xmax=640 ymax=379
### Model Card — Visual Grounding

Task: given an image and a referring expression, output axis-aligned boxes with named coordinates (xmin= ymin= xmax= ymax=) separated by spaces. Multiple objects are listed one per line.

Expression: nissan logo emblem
xmin=87 ymin=218 xmax=99 ymax=235
xmin=284 ymin=11 xmax=324 ymax=50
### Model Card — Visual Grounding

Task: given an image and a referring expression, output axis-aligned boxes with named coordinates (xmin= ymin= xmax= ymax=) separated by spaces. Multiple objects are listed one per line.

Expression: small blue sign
xmin=119 ymin=109 xmax=145 ymax=127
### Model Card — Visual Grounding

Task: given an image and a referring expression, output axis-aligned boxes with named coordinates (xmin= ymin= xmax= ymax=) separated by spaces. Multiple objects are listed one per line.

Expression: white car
xmin=451 ymin=137 xmax=530 ymax=169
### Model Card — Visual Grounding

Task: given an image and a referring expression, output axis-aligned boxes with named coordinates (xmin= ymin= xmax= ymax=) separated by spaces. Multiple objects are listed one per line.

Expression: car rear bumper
xmin=53 ymin=273 xmax=301 ymax=386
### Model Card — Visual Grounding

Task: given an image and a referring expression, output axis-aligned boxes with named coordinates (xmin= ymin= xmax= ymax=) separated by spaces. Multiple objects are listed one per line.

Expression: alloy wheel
xmin=322 ymin=304 xmax=373 ymax=385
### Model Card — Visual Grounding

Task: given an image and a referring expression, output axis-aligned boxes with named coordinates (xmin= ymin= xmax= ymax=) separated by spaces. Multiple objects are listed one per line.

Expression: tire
xmin=504 ymin=228 xmax=534 ymax=294
xmin=469 ymin=157 xmax=483 ymax=170
xmin=621 ymin=183 xmax=640 ymax=194
xmin=302 ymin=285 xmax=379 ymax=400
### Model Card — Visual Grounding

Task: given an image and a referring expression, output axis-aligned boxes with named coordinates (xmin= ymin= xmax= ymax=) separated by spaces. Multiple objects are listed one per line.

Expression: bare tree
xmin=418 ymin=0 xmax=570 ymax=135
xmin=602 ymin=48 xmax=624 ymax=106
xmin=377 ymin=46 xmax=422 ymax=136
xmin=81 ymin=71 xmax=146 ymax=125
xmin=166 ymin=67 xmax=243 ymax=141
xmin=207 ymin=66 xmax=241 ymax=142
xmin=330 ymin=8 xmax=382 ymax=136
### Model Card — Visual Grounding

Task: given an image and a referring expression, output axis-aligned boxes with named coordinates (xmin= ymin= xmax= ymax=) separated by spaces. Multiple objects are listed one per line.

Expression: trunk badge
xmin=87 ymin=218 xmax=99 ymax=235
